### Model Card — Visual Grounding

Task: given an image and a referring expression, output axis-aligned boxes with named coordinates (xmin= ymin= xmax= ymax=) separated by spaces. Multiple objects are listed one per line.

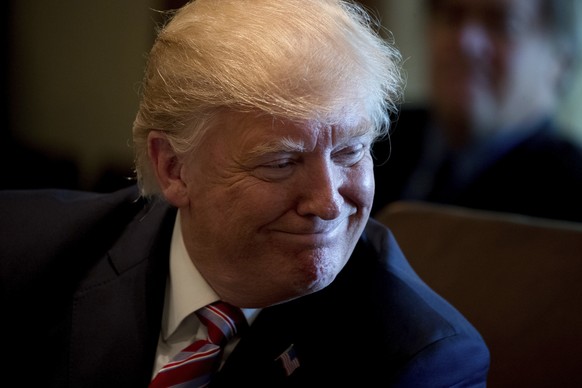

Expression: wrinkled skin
xmin=149 ymin=112 xmax=375 ymax=308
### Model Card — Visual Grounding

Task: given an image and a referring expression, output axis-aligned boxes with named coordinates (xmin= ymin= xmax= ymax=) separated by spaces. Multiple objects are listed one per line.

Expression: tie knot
xmin=196 ymin=301 xmax=248 ymax=346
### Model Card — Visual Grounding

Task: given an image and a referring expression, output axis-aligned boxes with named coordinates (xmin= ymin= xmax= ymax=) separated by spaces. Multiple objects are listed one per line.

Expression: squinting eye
xmin=253 ymin=159 xmax=296 ymax=181
xmin=333 ymin=145 xmax=367 ymax=166
xmin=265 ymin=160 xmax=294 ymax=169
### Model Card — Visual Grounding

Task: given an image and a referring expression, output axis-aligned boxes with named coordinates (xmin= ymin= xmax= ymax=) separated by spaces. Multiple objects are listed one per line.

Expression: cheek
xmin=186 ymin=185 xmax=264 ymax=255
xmin=345 ymin=158 xmax=375 ymax=209
xmin=197 ymin=180 xmax=287 ymax=229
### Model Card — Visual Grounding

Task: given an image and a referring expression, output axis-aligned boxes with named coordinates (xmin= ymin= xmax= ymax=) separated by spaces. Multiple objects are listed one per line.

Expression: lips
xmin=271 ymin=218 xmax=346 ymax=236
xmin=269 ymin=221 xmax=350 ymax=248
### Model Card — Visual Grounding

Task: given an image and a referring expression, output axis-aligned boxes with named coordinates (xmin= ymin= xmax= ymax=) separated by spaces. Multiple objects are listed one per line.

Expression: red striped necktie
xmin=149 ymin=301 xmax=248 ymax=388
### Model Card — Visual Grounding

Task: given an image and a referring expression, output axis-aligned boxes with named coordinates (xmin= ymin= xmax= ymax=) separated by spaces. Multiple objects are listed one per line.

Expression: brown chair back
xmin=376 ymin=201 xmax=582 ymax=387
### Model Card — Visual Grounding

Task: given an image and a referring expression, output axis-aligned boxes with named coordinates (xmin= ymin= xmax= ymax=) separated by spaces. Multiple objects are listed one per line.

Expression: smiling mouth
xmin=272 ymin=223 xmax=341 ymax=235
xmin=270 ymin=228 xmax=343 ymax=247
xmin=267 ymin=216 xmax=352 ymax=243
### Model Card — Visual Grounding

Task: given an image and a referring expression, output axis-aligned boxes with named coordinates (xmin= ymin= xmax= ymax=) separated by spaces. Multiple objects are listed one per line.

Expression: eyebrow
xmin=245 ymin=122 xmax=374 ymax=159
xmin=246 ymin=137 xmax=306 ymax=159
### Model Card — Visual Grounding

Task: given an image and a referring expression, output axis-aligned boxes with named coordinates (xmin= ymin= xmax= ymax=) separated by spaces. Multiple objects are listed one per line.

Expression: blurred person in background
xmin=372 ymin=0 xmax=582 ymax=222
xmin=0 ymin=0 xmax=489 ymax=386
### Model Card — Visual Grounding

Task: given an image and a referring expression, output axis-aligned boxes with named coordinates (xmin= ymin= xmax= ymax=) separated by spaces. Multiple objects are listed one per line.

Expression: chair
xmin=375 ymin=200 xmax=582 ymax=388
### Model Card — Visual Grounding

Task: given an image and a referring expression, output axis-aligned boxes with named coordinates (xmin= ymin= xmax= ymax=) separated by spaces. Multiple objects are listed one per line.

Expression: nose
xmin=296 ymin=160 xmax=342 ymax=220
xmin=457 ymin=21 xmax=492 ymax=59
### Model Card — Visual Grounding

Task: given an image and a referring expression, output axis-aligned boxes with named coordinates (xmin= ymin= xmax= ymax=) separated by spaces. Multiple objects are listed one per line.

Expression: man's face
xmin=427 ymin=0 xmax=563 ymax=145
xmin=178 ymin=112 xmax=375 ymax=307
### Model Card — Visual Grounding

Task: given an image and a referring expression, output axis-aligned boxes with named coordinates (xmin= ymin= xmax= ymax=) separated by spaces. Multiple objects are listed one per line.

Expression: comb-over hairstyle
xmin=132 ymin=0 xmax=404 ymax=196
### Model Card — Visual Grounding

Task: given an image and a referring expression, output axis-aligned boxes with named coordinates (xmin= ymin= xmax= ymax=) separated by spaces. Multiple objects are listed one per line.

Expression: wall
xmin=5 ymin=0 xmax=582 ymax=191
xmin=8 ymin=0 xmax=163 ymax=189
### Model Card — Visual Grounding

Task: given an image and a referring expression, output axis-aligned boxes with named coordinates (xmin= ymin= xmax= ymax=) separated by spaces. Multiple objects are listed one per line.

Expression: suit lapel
xmin=68 ymin=198 xmax=176 ymax=387
xmin=211 ymin=228 xmax=397 ymax=387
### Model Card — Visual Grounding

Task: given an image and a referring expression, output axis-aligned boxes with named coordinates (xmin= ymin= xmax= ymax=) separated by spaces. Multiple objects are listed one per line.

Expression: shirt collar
xmin=161 ymin=212 xmax=260 ymax=342
xmin=161 ymin=212 xmax=220 ymax=341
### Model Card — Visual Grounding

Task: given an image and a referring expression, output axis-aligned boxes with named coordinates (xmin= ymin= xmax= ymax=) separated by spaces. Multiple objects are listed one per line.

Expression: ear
xmin=147 ymin=131 xmax=190 ymax=207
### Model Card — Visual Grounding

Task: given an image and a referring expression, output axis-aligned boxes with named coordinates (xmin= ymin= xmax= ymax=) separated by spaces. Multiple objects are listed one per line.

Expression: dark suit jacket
xmin=372 ymin=107 xmax=582 ymax=222
xmin=0 ymin=186 xmax=489 ymax=387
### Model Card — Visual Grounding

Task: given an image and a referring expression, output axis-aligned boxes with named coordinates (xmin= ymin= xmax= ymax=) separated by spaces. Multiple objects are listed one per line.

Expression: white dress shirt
xmin=152 ymin=213 xmax=260 ymax=377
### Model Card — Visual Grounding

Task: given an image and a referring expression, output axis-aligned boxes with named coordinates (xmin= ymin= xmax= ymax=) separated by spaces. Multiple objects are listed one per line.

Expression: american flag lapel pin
xmin=275 ymin=344 xmax=300 ymax=377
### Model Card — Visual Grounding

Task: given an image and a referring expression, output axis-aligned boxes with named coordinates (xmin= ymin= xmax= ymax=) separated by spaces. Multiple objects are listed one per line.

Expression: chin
xmin=299 ymin=254 xmax=345 ymax=292
xmin=260 ymin=261 xmax=341 ymax=307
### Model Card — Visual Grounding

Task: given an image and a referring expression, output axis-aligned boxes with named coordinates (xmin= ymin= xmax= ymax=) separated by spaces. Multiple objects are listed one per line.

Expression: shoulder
xmin=513 ymin=124 xmax=582 ymax=166
xmin=0 ymin=185 xmax=142 ymax=214
xmin=352 ymin=219 xmax=491 ymax=385
xmin=0 ymin=185 xmax=153 ymax=276
xmin=0 ymin=185 xmax=175 ymax=315
xmin=495 ymin=126 xmax=582 ymax=195
xmin=1 ymin=186 xmax=141 ymax=244
xmin=355 ymin=220 xmax=486 ymax=341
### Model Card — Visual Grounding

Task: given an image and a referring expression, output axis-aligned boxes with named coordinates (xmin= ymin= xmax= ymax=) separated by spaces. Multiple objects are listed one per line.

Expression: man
xmin=0 ymin=1 xmax=489 ymax=386
xmin=373 ymin=0 xmax=582 ymax=222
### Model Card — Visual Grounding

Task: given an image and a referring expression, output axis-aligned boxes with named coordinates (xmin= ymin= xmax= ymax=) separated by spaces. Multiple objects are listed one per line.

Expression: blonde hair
xmin=132 ymin=0 xmax=404 ymax=196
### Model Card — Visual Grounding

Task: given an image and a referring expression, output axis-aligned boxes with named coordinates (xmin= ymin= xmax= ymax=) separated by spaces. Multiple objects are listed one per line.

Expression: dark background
xmin=2 ymin=0 xmax=580 ymax=192
xmin=1 ymin=0 xmax=188 ymax=192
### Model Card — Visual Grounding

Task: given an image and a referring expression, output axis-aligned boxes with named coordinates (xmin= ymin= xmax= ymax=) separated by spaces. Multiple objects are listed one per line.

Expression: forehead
xmin=217 ymin=111 xmax=373 ymax=143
